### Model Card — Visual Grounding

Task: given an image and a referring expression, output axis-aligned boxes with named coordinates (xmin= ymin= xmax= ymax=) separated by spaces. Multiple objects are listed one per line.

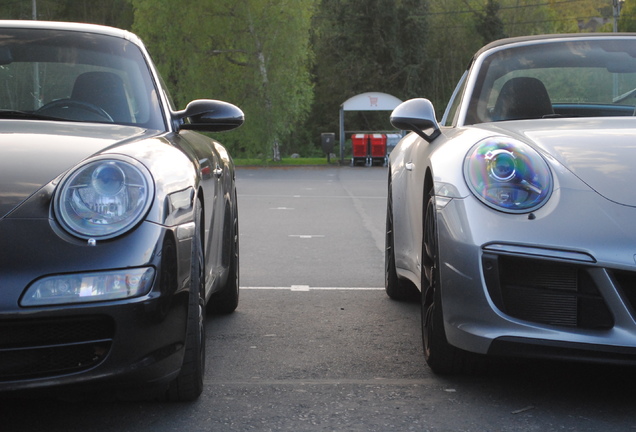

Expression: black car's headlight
xmin=464 ymin=137 xmax=552 ymax=213
xmin=54 ymin=156 xmax=154 ymax=239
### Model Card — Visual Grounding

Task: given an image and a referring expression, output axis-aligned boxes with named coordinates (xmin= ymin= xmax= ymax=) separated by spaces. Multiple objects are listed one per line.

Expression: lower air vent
xmin=0 ymin=316 xmax=114 ymax=381
xmin=483 ymin=254 xmax=613 ymax=329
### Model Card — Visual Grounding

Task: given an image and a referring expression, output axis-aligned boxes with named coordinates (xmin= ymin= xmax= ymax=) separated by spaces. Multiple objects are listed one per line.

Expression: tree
xmin=0 ymin=0 xmax=133 ymax=28
xmin=132 ymin=0 xmax=314 ymax=159
xmin=307 ymin=0 xmax=431 ymax=149
xmin=475 ymin=0 xmax=506 ymax=44
xmin=424 ymin=0 xmax=615 ymax=113
xmin=619 ymin=0 xmax=636 ymax=32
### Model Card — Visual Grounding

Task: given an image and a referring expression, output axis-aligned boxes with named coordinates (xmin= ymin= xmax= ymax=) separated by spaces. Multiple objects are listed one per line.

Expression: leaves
xmin=132 ymin=0 xmax=314 ymax=158
xmin=476 ymin=0 xmax=507 ymax=44
xmin=0 ymin=0 xmax=629 ymax=157
xmin=306 ymin=0 xmax=431 ymax=144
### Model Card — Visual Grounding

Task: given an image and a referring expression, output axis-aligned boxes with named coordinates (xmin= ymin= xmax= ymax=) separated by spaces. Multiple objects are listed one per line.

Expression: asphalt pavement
xmin=3 ymin=165 xmax=636 ymax=432
xmin=237 ymin=165 xmax=387 ymax=289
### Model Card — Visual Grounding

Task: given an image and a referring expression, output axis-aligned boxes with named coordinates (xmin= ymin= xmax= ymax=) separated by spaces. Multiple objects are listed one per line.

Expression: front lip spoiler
xmin=489 ymin=336 xmax=636 ymax=366
xmin=483 ymin=243 xmax=596 ymax=263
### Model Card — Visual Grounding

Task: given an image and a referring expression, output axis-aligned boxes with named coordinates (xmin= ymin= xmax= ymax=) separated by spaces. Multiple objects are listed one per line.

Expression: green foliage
xmin=0 ymin=0 xmax=626 ymax=159
xmin=132 ymin=0 xmax=314 ymax=159
xmin=306 ymin=0 xmax=430 ymax=149
xmin=0 ymin=0 xmax=133 ymax=28
xmin=476 ymin=0 xmax=507 ymax=44
xmin=619 ymin=0 xmax=636 ymax=32
xmin=234 ymin=157 xmax=330 ymax=166
xmin=425 ymin=0 xmax=617 ymax=113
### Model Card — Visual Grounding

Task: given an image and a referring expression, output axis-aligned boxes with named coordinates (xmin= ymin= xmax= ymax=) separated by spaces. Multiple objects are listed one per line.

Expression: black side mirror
xmin=175 ymin=99 xmax=244 ymax=132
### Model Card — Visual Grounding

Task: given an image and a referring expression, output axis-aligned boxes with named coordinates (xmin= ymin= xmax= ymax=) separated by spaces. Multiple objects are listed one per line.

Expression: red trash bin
xmin=369 ymin=133 xmax=387 ymax=166
xmin=351 ymin=134 xmax=369 ymax=166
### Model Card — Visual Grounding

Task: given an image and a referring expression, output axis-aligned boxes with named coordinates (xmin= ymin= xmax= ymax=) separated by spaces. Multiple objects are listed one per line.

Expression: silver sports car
xmin=386 ymin=33 xmax=636 ymax=373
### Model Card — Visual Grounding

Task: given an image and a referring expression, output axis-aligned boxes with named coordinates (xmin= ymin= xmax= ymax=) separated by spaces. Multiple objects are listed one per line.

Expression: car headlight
xmin=55 ymin=156 xmax=154 ymax=239
xmin=21 ymin=267 xmax=155 ymax=306
xmin=463 ymin=137 xmax=552 ymax=213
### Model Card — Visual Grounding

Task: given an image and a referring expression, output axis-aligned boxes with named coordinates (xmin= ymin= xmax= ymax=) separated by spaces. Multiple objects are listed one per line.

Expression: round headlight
xmin=464 ymin=137 xmax=552 ymax=213
xmin=92 ymin=163 xmax=126 ymax=196
xmin=55 ymin=156 xmax=154 ymax=239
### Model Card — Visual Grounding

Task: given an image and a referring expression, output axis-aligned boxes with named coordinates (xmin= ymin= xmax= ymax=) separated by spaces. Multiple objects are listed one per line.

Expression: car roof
xmin=475 ymin=33 xmax=636 ymax=58
xmin=0 ymin=20 xmax=139 ymax=43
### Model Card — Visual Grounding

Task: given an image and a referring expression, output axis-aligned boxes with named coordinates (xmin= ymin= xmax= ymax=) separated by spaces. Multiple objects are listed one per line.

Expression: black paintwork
xmin=0 ymin=21 xmax=243 ymax=396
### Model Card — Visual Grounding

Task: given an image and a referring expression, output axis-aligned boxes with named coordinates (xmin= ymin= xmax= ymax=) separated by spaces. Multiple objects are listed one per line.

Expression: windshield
xmin=0 ymin=27 xmax=165 ymax=129
xmin=466 ymin=38 xmax=636 ymax=125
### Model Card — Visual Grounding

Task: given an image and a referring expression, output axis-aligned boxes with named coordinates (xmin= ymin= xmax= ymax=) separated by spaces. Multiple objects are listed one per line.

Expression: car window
xmin=0 ymin=28 xmax=165 ymax=129
xmin=466 ymin=39 xmax=636 ymax=124
xmin=441 ymin=70 xmax=468 ymax=127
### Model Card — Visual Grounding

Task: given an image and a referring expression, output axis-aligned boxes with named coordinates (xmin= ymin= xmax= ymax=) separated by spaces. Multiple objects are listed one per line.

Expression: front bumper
xmin=0 ymin=218 xmax=193 ymax=392
xmin=437 ymin=185 xmax=636 ymax=363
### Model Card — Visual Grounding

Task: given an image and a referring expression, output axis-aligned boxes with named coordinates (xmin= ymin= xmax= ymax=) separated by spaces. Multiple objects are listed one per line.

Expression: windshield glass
xmin=466 ymin=38 xmax=636 ymax=124
xmin=0 ymin=27 xmax=165 ymax=129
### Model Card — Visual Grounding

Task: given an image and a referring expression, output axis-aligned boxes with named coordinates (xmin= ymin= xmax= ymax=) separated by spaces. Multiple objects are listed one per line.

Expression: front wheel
xmin=166 ymin=200 xmax=205 ymax=401
xmin=209 ymin=192 xmax=239 ymax=315
xmin=421 ymin=192 xmax=471 ymax=374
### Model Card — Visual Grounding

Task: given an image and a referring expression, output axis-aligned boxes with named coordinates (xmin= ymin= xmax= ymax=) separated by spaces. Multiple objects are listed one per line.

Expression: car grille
xmin=482 ymin=254 xmax=614 ymax=329
xmin=0 ymin=316 xmax=114 ymax=381
xmin=612 ymin=270 xmax=636 ymax=317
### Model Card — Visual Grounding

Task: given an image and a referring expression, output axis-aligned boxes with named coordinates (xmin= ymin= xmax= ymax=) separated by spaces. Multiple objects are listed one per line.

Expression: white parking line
xmin=241 ymin=286 xmax=384 ymax=291
xmin=240 ymin=194 xmax=385 ymax=200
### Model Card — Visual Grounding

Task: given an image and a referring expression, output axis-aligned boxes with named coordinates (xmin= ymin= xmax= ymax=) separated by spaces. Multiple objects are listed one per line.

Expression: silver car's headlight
xmin=464 ymin=137 xmax=552 ymax=213
xmin=55 ymin=156 xmax=154 ymax=239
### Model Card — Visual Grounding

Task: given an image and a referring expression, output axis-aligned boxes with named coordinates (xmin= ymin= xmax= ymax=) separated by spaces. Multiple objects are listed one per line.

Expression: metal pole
xmin=32 ymin=0 xmax=40 ymax=109
xmin=339 ymin=106 xmax=345 ymax=164
xmin=613 ymin=0 xmax=622 ymax=33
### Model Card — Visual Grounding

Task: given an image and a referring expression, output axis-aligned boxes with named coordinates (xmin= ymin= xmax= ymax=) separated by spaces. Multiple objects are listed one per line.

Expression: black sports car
xmin=0 ymin=20 xmax=243 ymax=401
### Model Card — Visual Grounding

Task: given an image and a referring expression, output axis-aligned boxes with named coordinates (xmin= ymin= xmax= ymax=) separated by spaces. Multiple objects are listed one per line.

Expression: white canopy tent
xmin=339 ymin=92 xmax=403 ymax=162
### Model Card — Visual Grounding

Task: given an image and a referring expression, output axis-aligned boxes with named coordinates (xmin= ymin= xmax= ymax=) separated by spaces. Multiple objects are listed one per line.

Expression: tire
xmin=166 ymin=200 xmax=205 ymax=401
xmin=385 ymin=177 xmax=418 ymax=301
xmin=421 ymin=191 xmax=471 ymax=374
xmin=209 ymin=192 xmax=239 ymax=315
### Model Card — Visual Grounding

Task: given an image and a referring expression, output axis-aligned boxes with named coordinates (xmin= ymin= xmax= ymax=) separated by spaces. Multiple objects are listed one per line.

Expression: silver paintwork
xmin=389 ymin=33 xmax=636 ymax=359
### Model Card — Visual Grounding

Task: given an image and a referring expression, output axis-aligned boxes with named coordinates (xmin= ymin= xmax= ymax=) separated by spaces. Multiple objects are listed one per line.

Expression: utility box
xmin=321 ymin=133 xmax=335 ymax=162
xmin=321 ymin=133 xmax=335 ymax=154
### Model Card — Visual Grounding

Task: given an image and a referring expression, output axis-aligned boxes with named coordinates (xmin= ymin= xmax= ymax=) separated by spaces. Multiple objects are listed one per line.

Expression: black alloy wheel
xmin=167 ymin=199 xmax=206 ymax=401
xmin=209 ymin=189 xmax=240 ymax=314
xmin=421 ymin=191 xmax=467 ymax=374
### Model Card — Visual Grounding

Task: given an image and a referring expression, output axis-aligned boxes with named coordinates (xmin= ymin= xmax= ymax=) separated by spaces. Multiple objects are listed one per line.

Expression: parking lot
xmin=3 ymin=166 xmax=636 ymax=431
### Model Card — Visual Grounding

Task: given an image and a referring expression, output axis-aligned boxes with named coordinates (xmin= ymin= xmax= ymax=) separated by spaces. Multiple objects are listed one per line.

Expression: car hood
xmin=0 ymin=120 xmax=156 ymax=218
xmin=484 ymin=117 xmax=636 ymax=207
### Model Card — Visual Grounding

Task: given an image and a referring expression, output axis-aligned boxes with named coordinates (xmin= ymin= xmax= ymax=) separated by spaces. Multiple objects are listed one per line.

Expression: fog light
xmin=21 ymin=267 xmax=155 ymax=306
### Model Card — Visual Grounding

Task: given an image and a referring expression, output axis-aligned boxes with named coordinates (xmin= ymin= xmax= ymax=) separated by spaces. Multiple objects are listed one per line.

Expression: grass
xmin=234 ymin=157 xmax=338 ymax=166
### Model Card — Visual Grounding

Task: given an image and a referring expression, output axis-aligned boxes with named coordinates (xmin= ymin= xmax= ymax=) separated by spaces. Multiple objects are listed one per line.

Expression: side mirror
xmin=175 ymin=99 xmax=244 ymax=132
xmin=390 ymin=98 xmax=440 ymax=143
